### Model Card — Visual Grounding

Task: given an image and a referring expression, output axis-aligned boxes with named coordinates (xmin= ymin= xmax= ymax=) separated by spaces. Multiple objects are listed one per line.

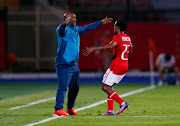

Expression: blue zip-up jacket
xmin=55 ymin=20 xmax=102 ymax=66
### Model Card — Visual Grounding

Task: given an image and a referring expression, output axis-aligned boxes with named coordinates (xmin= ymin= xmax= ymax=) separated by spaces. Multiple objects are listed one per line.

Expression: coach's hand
xmin=64 ymin=16 xmax=71 ymax=25
xmin=101 ymin=17 xmax=113 ymax=25
xmin=83 ymin=47 xmax=95 ymax=56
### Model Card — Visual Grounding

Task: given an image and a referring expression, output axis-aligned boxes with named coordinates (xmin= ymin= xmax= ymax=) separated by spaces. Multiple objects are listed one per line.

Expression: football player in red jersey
xmin=83 ymin=20 xmax=133 ymax=115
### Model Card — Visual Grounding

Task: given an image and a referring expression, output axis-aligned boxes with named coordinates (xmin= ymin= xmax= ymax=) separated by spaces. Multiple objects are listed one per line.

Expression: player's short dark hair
xmin=165 ymin=54 xmax=171 ymax=61
xmin=115 ymin=20 xmax=128 ymax=31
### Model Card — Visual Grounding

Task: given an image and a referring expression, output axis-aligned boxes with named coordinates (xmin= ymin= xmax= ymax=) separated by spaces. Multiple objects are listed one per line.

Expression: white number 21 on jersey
xmin=121 ymin=44 xmax=130 ymax=60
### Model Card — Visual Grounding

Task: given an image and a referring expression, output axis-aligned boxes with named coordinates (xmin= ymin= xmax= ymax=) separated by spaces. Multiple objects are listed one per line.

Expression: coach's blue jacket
xmin=55 ymin=21 xmax=102 ymax=66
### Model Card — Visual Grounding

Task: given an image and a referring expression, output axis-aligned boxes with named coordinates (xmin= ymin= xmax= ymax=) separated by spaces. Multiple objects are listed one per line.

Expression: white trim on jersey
xmin=102 ymin=68 xmax=126 ymax=86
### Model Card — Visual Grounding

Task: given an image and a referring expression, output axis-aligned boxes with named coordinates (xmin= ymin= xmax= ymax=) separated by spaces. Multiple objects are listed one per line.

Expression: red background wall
xmin=0 ymin=22 xmax=6 ymax=70
xmin=78 ymin=22 xmax=180 ymax=71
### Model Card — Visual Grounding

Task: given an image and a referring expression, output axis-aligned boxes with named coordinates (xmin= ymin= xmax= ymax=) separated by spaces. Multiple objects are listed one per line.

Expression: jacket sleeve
xmin=56 ymin=23 xmax=66 ymax=37
xmin=78 ymin=20 xmax=102 ymax=35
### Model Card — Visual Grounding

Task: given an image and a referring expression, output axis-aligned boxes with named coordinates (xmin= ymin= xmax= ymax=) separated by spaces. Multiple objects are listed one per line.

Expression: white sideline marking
xmin=8 ymin=97 xmax=55 ymax=110
xmin=24 ymin=85 xmax=155 ymax=126
xmin=124 ymin=115 xmax=180 ymax=117
xmin=59 ymin=115 xmax=180 ymax=119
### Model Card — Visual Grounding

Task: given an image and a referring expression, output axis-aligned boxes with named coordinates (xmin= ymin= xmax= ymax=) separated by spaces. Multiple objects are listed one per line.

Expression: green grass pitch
xmin=0 ymin=83 xmax=180 ymax=126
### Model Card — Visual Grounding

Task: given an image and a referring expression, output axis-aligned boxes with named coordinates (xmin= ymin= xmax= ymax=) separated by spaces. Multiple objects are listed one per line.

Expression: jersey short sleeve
xmin=112 ymin=34 xmax=121 ymax=45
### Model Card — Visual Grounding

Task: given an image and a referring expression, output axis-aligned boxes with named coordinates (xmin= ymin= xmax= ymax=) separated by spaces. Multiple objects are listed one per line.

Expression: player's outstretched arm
xmin=83 ymin=41 xmax=117 ymax=56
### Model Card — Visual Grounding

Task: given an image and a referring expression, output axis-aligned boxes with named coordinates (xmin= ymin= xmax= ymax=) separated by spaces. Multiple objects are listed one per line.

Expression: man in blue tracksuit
xmin=53 ymin=12 xmax=113 ymax=116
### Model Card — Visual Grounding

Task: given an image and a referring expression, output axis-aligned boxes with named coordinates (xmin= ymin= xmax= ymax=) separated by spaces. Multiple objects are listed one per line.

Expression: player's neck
xmin=117 ymin=31 xmax=124 ymax=34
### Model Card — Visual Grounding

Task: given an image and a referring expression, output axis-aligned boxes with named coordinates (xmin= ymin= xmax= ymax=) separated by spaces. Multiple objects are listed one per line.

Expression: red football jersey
xmin=109 ymin=33 xmax=131 ymax=75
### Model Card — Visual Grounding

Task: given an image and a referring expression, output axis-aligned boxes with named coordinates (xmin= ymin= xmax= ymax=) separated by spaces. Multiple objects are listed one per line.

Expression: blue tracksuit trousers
xmin=54 ymin=64 xmax=79 ymax=110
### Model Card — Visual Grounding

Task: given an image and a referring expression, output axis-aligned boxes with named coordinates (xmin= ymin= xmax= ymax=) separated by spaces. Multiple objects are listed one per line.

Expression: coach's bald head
xmin=63 ymin=12 xmax=77 ymax=26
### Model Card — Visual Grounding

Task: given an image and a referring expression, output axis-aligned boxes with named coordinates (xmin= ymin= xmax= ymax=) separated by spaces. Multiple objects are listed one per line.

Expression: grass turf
xmin=0 ymin=83 xmax=179 ymax=126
